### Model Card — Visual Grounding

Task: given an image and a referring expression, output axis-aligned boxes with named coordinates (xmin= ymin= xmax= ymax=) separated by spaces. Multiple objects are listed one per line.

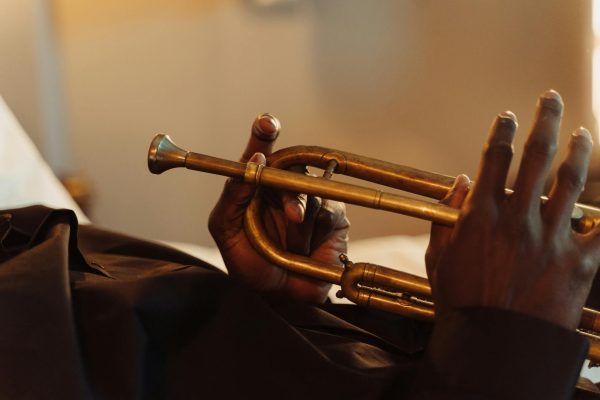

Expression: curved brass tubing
xmin=244 ymin=193 xmax=435 ymax=320
xmin=264 ymin=144 xmax=600 ymax=232
xmin=265 ymin=145 xmax=456 ymax=199
xmin=244 ymin=194 xmax=343 ymax=285
xmin=337 ymin=256 xmax=434 ymax=320
xmin=148 ymin=133 xmax=600 ymax=364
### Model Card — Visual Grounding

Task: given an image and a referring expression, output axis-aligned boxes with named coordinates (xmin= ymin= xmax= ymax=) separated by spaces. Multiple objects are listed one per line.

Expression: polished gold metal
xmin=148 ymin=133 xmax=600 ymax=363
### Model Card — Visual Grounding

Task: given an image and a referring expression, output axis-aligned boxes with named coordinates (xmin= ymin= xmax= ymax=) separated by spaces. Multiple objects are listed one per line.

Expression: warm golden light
xmin=593 ymin=0 xmax=600 ymax=141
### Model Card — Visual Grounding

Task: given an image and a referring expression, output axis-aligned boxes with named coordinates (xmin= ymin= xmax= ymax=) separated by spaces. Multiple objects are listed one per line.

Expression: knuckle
xmin=305 ymin=195 xmax=321 ymax=213
xmin=323 ymin=200 xmax=344 ymax=215
xmin=317 ymin=201 xmax=348 ymax=229
xmin=568 ymin=252 xmax=595 ymax=280
xmin=483 ymin=142 xmax=513 ymax=162
xmin=424 ymin=248 xmax=436 ymax=269
xmin=207 ymin=210 xmax=220 ymax=238
xmin=458 ymin=204 xmax=497 ymax=227
xmin=343 ymin=216 xmax=351 ymax=229
xmin=294 ymin=192 xmax=308 ymax=205
xmin=316 ymin=210 xmax=336 ymax=230
xmin=464 ymin=189 xmax=498 ymax=213
xmin=525 ymin=137 xmax=557 ymax=161
xmin=507 ymin=210 xmax=539 ymax=241
xmin=557 ymin=163 xmax=585 ymax=192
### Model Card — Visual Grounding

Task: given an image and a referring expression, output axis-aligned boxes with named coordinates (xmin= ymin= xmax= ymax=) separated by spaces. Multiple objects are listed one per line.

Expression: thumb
xmin=208 ymin=152 xmax=267 ymax=242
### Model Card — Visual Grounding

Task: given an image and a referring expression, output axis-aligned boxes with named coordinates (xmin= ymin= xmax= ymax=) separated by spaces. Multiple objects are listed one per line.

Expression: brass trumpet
xmin=148 ymin=133 xmax=600 ymax=364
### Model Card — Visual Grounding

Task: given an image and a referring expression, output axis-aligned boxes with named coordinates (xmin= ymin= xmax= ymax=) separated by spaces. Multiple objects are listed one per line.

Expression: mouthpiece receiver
xmin=148 ymin=134 xmax=188 ymax=174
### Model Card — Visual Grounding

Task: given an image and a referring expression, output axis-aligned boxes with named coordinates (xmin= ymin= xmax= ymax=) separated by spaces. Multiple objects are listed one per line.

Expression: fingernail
xmin=498 ymin=110 xmax=518 ymax=128
xmin=284 ymin=201 xmax=305 ymax=223
xmin=457 ymin=174 xmax=471 ymax=185
xmin=252 ymin=113 xmax=281 ymax=142
xmin=573 ymin=126 xmax=593 ymax=143
xmin=248 ymin=152 xmax=267 ymax=165
xmin=454 ymin=174 xmax=471 ymax=191
xmin=538 ymin=89 xmax=563 ymax=114
xmin=448 ymin=174 xmax=469 ymax=194
xmin=492 ymin=112 xmax=517 ymax=146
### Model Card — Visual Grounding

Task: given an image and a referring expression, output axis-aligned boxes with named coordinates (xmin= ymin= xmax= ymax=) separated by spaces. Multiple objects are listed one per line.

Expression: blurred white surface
xmin=0 ymin=95 xmax=88 ymax=222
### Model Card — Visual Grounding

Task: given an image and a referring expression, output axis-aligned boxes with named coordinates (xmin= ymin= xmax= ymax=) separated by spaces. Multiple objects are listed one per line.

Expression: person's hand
xmin=208 ymin=114 xmax=350 ymax=303
xmin=425 ymin=90 xmax=600 ymax=329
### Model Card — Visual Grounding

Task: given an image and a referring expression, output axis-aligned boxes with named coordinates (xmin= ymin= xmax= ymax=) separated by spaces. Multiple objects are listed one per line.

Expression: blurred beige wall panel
xmin=0 ymin=0 xmax=43 ymax=147
xmin=54 ymin=0 xmax=316 ymax=244
xmin=0 ymin=0 xmax=71 ymax=175
xmin=53 ymin=0 xmax=593 ymax=245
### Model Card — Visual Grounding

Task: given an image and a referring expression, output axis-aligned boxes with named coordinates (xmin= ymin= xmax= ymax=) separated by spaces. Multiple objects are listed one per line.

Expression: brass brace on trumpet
xmin=244 ymin=162 xmax=265 ymax=185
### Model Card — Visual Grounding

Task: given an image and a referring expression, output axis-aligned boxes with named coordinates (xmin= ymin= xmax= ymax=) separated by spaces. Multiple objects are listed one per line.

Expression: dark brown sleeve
xmin=406 ymin=307 xmax=588 ymax=400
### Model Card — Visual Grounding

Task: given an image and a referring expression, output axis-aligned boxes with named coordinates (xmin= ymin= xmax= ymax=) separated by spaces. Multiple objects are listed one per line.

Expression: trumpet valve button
xmin=339 ymin=253 xmax=352 ymax=267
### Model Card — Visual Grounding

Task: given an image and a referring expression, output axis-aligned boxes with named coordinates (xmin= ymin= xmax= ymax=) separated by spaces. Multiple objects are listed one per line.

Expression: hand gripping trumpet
xmin=148 ymin=130 xmax=600 ymax=365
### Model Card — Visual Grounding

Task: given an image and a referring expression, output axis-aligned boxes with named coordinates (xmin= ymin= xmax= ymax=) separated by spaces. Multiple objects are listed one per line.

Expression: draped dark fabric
xmin=0 ymin=206 xmax=593 ymax=399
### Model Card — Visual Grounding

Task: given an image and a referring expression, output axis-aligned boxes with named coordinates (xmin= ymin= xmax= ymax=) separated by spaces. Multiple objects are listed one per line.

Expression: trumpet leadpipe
xmin=148 ymin=134 xmax=600 ymax=233
xmin=148 ymin=134 xmax=459 ymax=226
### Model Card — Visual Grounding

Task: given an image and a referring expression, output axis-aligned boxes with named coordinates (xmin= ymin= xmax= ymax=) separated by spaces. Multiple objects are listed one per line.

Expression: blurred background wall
xmin=0 ymin=0 xmax=44 ymax=147
xmin=0 ymin=0 xmax=596 ymax=245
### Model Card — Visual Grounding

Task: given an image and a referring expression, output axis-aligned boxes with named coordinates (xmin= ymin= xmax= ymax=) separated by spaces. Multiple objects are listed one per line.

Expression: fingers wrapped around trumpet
xmin=426 ymin=90 xmax=599 ymax=330
xmin=208 ymin=113 xmax=349 ymax=303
